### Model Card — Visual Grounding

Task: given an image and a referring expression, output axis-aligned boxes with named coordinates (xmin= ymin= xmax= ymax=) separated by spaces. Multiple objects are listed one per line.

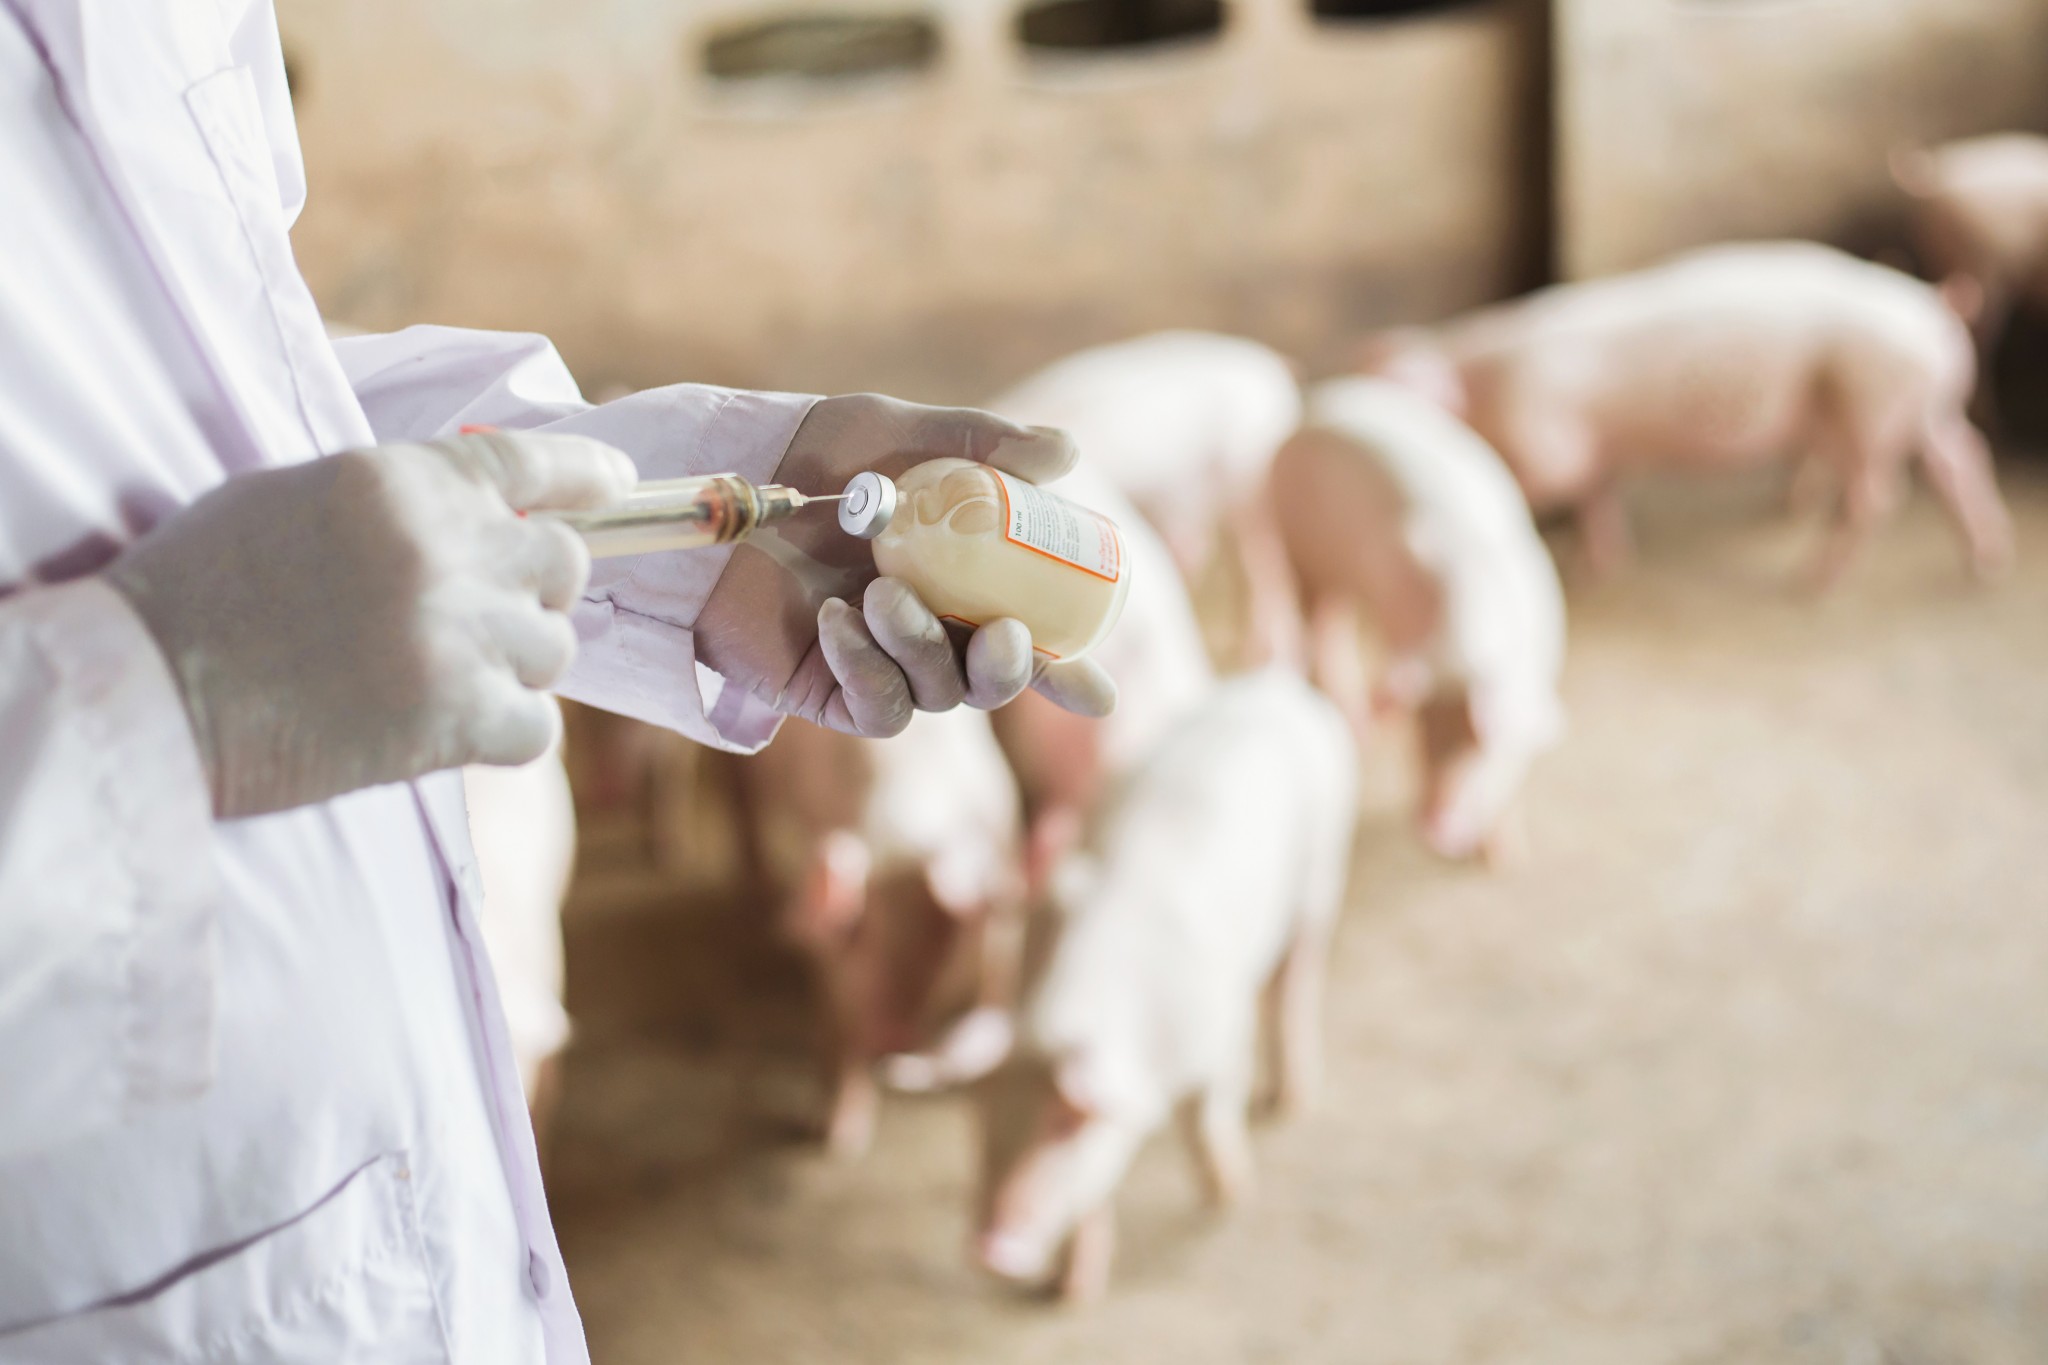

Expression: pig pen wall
xmin=1556 ymin=0 xmax=2048 ymax=280
xmin=276 ymin=0 xmax=1545 ymax=403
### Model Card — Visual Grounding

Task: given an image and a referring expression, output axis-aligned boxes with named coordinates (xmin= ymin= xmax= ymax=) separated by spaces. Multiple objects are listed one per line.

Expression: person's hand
xmin=693 ymin=394 xmax=1119 ymax=737
xmin=106 ymin=430 xmax=637 ymax=818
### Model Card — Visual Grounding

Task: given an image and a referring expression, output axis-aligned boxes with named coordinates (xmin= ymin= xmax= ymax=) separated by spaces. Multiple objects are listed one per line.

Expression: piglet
xmin=989 ymin=331 xmax=1303 ymax=663
xmin=988 ymin=463 xmax=1216 ymax=894
xmin=1894 ymin=133 xmax=2048 ymax=351
xmin=1270 ymin=378 xmax=1566 ymax=864
xmin=973 ymin=668 xmax=1357 ymax=1302
xmin=742 ymin=707 xmax=1024 ymax=1158
xmin=1357 ymin=241 xmax=2013 ymax=585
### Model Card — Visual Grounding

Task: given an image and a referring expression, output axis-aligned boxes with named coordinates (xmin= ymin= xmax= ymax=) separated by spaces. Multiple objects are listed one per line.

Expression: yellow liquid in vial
xmin=871 ymin=459 xmax=1131 ymax=660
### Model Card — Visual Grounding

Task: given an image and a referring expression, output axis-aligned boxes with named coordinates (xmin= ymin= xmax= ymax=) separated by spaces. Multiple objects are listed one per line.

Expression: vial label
xmin=992 ymin=471 xmax=1125 ymax=584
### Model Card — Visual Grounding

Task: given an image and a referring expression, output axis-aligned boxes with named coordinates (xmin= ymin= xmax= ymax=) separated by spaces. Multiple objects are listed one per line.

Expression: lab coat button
xmin=527 ymin=1247 xmax=552 ymax=1301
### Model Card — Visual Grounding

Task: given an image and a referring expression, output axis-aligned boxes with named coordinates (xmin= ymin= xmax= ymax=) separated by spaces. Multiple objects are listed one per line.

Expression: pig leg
xmin=1180 ymin=1051 xmax=1257 ymax=1208
xmin=1803 ymin=404 xmax=1911 ymax=592
xmin=1056 ymin=1205 xmax=1118 ymax=1305
xmin=1918 ymin=413 xmax=2015 ymax=581
xmin=1305 ymin=594 xmax=1372 ymax=743
xmin=824 ymin=1058 xmax=880 ymax=1160
xmin=1262 ymin=919 xmax=1331 ymax=1122
xmin=1805 ymin=474 xmax=1883 ymax=593
xmin=1575 ymin=483 xmax=1634 ymax=579
xmin=792 ymin=835 xmax=881 ymax=1159
xmin=1235 ymin=488 xmax=1307 ymax=670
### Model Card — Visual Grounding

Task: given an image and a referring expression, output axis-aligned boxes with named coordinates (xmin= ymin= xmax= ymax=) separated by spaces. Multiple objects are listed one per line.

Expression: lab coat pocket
xmin=0 ymin=1152 xmax=451 ymax=1364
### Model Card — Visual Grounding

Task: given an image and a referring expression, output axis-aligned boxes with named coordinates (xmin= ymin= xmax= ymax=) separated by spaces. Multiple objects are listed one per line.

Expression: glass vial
xmin=837 ymin=459 xmax=1130 ymax=660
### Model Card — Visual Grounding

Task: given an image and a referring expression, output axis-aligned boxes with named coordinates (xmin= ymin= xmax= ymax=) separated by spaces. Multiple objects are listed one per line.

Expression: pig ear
xmin=789 ymin=830 xmax=870 ymax=945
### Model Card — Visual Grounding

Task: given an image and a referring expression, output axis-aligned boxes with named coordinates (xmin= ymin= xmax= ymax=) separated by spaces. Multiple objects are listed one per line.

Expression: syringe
xmin=544 ymin=475 xmax=845 ymax=558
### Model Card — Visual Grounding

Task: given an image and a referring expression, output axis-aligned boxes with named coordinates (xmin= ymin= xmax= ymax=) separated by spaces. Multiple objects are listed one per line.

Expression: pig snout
xmin=970 ymin=1164 xmax=1068 ymax=1286
xmin=1420 ymin=737 xmax=1537 ymax=864
xmin=1417 ymin=749 xmax=1515 ymax=863
xmin=1420 ymin=793 xmax=1487 ymax=862
xmin=972 ymin=1061 xmax=1094 ymax=1287
xmin=884 ymin=1006 xmax=1016 ymax=1092
xmin=973 ymin=1226 xmax=1060 ymax=1283
xmin=1417 ymin=755 xmax=1486 ymax=860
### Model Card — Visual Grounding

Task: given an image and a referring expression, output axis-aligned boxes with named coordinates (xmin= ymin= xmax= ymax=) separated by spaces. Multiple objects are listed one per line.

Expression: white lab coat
xmin=0 ymin=2 xmax=811 ymax=1360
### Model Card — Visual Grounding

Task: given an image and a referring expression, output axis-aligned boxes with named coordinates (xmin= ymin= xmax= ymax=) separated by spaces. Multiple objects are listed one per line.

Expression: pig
xmin=988 ymin=331 xmax=1304 ymax=664
xmin=1356 ymin=241 xmax=2014 ymax=586
xmin=973 ymin=669 xmax=1358 ymax=1301
xmin=741 ymin=707 xmax=1024 ymax=1158
xmin=988 ymin=463 xmax=1217 ymax=895
xmin=1270 ymin=378 xmax=1566 ymax=864
xmin=463 ymin=732 xmax=577 ymax=1152
xmin=1893 ymin=134 xmax=2048 ymax=352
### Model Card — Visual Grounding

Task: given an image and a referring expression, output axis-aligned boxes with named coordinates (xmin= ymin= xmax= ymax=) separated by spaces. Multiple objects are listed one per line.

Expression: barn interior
xmin=276 ymin=0 xmax=2048 ymax=1359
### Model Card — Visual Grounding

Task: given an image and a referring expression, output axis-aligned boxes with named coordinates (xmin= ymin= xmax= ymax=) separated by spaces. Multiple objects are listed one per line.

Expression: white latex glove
xmin=694 ymin=394 xmax=1119 ymax=738
xmin=106 ymin=430 xmax=637 ymax=818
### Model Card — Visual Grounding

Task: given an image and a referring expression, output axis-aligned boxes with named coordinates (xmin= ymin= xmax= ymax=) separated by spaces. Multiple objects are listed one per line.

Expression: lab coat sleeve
xmin=330 ymin=324 xmax=817 ymax=752
xmin=0 ymin=578 xmax=217 ymax=1162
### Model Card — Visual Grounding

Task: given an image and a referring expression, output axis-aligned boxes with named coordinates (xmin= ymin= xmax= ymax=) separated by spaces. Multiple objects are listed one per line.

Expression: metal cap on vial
xmin=837 ymin=471 xmax=898 ymax=539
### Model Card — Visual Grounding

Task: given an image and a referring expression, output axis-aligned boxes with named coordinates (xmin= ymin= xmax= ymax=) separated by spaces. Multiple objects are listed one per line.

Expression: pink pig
xmin=1357 ymin=241 xmax=2013 ymax=586
xmin=972 ymin=669 xmax=1356 ymax=1302
xmin=741 ymin=708 xmax=1024 ymax=1159
xmin=1270 ymin=378 xmax=1566 ymax=864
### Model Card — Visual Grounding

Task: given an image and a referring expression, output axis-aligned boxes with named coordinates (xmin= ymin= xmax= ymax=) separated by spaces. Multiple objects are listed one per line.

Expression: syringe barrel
xmin=546 ymin=475 xmax=763 ymax=557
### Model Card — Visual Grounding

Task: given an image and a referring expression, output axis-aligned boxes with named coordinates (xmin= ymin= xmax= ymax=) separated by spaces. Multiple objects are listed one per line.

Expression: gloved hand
xmin=693 ymin=394 xmax=1119 ymax=738
xmin=106 ymin=430 xmax=637 ymax=818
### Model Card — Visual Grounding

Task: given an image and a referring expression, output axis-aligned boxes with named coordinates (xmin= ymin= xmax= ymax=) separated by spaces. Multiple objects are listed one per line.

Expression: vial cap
xmin=838 ymin=471 xmax=898 ymax=539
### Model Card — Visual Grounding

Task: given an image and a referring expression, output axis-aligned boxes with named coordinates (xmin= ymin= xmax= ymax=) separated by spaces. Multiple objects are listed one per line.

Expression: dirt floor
xmin=549 ymin=459 xmax=2048 ymax=1365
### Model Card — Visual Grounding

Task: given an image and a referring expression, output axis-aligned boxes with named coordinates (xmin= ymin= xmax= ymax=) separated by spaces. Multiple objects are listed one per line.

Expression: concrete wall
xmin=1557 ymin=0 xmax=2048 ymax=280
xmin=279 ymin=0 xmax=1544 ymax=402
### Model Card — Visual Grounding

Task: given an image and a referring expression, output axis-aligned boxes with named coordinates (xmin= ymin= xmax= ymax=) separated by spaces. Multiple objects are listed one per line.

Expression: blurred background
xmin=282 ymin=1 xmax=2048 ymax=1360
